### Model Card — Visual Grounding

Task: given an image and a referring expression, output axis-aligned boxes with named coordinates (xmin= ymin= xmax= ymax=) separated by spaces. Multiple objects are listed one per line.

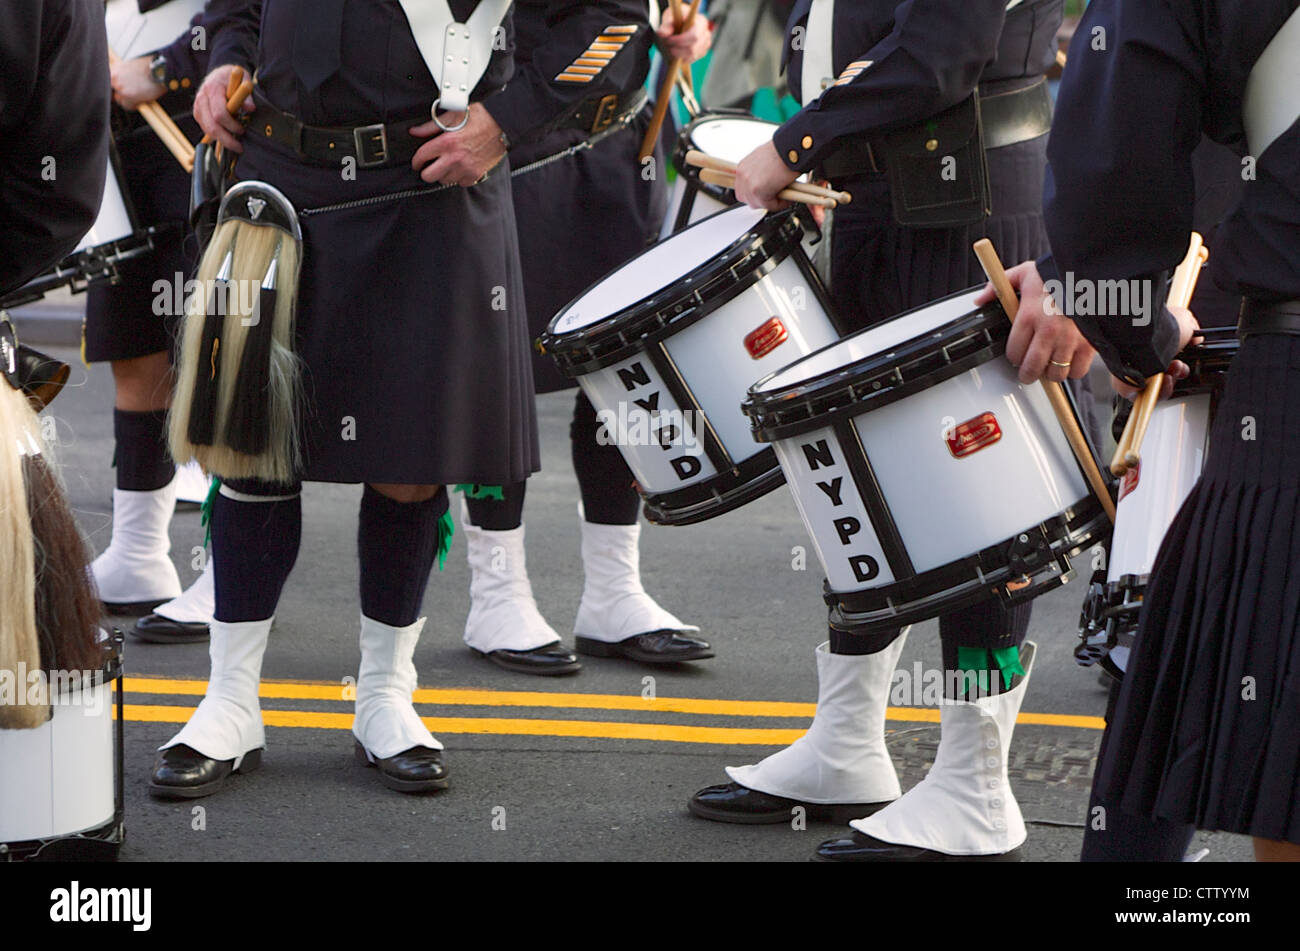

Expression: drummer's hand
xmin=110 ymin=56 xmax=166 ymax=111
xmin=974 ymin=260 xmax=1096 ymax=383
xmin=410 ymin=103 xmax=507 ymax=187
xmin=1110 ymin=305 xmax=1200 ymax=400
xmin=734 ymin=142 xmax=798 ymax=212
xmin=657 ymin=12 xmax=713 ymax=64
xmin=195 ymin=65 xmax=250 ymax=154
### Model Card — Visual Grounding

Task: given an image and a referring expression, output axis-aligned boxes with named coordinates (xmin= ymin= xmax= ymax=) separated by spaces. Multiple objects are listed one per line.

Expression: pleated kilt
xmin=233 ymin=134 xmax=540 ymax=487
xmin=1098 ymin=334 xmax=1300 ymax=845
xmin=508 ymin=109 xmax=667 ymax=394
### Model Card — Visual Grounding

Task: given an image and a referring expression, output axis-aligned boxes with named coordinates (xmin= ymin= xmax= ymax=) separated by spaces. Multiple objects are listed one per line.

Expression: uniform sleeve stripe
xmin=557 ymin=73 xmax=594 ymax=83
xmin=603 ymin=24 xmax=639 ymax=34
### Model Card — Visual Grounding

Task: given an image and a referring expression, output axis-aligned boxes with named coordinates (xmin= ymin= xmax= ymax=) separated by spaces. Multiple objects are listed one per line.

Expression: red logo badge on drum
xmin=744 ymin=318 xmax=788 ymax=359
xmin=946 ymin=412 xmax=1002 ymax=458
xmin=1119 ymin=461 xmax=1140 ymax=501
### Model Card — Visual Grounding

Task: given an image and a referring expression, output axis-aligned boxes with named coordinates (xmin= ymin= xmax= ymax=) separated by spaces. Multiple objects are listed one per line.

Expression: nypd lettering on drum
xmin=773 ymin=427 xmax=895 ymax=589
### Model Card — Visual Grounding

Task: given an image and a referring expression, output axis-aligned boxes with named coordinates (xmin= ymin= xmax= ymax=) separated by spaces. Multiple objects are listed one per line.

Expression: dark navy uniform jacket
xmin=1043 ymin=0 xmax=1300 ymax=381
xmin=486 ymin=0 xmax=658 ymax=147
xmin=0 ymin=0 xmax=111 ymax=295
xmin=773 ymin=0 xmax=1061 ymax=174
xmin=207 ymin=0 xmax=516 ymax=125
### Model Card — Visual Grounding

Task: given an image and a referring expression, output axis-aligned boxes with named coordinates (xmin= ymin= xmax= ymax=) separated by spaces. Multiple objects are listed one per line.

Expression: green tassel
xmin=990 ymin=646 xmax=1027 ymax=691
xmin=435 ymin=508 xmax=455 ymax=572
xmin=200 ymin=476 xmax=221 ymax=547
xmin=454 ymin=483 xmax=504 ymax=501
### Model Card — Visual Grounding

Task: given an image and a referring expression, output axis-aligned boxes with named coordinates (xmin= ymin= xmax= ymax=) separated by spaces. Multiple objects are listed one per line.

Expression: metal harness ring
xmin=431 ymin=99 xmax=470 ymax=132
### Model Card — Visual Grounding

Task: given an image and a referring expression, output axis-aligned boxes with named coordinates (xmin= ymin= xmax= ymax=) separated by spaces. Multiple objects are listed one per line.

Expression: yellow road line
xmin=125 ymin=705 xmax=808 ymax=745
xmin=122 ymin=677 xmax=1103 ymax=729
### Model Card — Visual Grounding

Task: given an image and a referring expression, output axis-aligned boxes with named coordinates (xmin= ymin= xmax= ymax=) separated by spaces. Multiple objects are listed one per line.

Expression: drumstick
xmin=201 ymin=71 xmax=254 ymax=145
xmin=639 ymin=0 xmax=703 ymax=162
xmin=686 ymin=150 xmax=853 ymax=204
xmin=974 ymin=239 xmax=1117 ymax=523
xmin=698 ymin=168 xmax=837 ymax=209
xmin=1113 ymin=234 xmax=1208 ymax=474
xmin=107 ymin=48 xmax=196 ymax=172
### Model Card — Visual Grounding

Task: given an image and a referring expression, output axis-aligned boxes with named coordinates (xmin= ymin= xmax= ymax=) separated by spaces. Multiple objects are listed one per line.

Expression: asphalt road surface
xmin=16 ymin=318 xmax=1254 ymax=862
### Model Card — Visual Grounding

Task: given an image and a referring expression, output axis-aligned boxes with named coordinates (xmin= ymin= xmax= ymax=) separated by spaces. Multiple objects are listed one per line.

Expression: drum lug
xmin=1005 ymin=529 xmax=1054 ymax=578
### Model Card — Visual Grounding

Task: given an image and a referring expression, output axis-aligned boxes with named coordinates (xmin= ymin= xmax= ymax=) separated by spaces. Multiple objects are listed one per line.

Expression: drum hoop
xmin=827 ymin=497 xmax=1110 ymax=634
xmin=641 ymin=448 xmax=786 ymax=526
xmin=541 ymin=209 xmax=807 ymax=374
xmin=744 ymin=295 xmax=1010 ymax=443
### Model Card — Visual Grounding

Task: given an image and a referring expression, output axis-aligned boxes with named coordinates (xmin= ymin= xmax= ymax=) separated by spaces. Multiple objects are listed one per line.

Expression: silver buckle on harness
xmin=354 ymin=123 xmax=389 ymax=167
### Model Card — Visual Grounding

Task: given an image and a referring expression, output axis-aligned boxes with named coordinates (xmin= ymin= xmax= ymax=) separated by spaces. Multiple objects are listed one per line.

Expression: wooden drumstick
xmin=698 ymin=168 xmax=836 ymax=209
xmin=201 ymin=71 xmax=254 ymax=145
xmin=974 ymin=239 xmax=1117 ymax=523
xmin=108 ymin=48 xmax=195 ymax=172
xmin=686 ymin=150 xmax=853 ymax=204
xmin=1111 ymin=233 xmax=1207 ymax=475
xmin=638 ymin=0 xmax=702 ymax=162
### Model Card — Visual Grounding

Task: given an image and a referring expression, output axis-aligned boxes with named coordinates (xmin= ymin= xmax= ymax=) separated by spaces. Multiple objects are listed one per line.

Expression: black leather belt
xmin=1238 ymin=298 xmax=1300 ymax=337
xmin=559 ymin=88 xmax=648 ymax=137
xmin=820 ymin=77 xmax=1054 ymax=182
xmin=251 ymin=99 xmax=429 ymax=169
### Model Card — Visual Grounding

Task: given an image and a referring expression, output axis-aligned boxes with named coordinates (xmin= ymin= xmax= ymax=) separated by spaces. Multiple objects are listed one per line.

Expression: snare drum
xmin=662 ymin=113 xmax=784 ymax=238
xmin=541 ymin=204 xmax=848 ymax=525
xmin=1077 ymin=329 xmax=1238 ymax=679
xmin=744 ymin=288 xmax=1112 ymax=633
xmin=8 ymin=148 xmax=156 ymax=306
xmin=1 ymin=634 xmax=124 ymax=862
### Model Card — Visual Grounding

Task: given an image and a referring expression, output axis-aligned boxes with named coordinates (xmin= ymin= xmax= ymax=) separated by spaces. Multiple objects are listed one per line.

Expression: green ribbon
xmin=990 ymin=646 xmax=1027 ymax=690
xmin=435 ymin=508 xmax=455 ymax=572
xmin=955 ymin=646 xmax=1026 ymax=695
xmin=199 ymin=476 xmax=221 ymax=547
xmin=454 ymin=483 xmax=504 ymax=501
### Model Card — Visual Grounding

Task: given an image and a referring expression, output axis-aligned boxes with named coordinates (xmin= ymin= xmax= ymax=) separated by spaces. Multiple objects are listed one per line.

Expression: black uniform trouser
xmin=464 ymin=390 xmax=640 ymax=530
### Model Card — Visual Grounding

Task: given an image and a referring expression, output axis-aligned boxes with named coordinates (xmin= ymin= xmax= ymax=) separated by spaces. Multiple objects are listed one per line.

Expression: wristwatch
xmin=149 ymin=54 xmax=170 ymax=87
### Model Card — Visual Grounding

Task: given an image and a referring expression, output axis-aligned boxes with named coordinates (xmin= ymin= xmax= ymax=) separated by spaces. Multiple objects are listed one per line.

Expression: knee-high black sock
xmin=358 ymin=486 xmax=448 ymax=628
xmin=572 ymin=390 xmax=640 ymax=525
xmin=464 ymin=480 xmax=526 ymax=530
xmin=828 ymin=619 xmax=906 ymax=655
xmin=939 ymin=599 xmax=1032 ymax=697
xmin=210 ymin=479 xmax=303 ymax=622
xmin=112 ymin=408 xmax=175 ymax=491
xmin=1081 ymin=681 xmax=1196 ymax=861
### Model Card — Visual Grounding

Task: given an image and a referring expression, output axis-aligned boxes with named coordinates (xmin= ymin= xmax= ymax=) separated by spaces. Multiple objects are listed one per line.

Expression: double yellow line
xmin=121 ymin=677 xmax=1104 ymax=745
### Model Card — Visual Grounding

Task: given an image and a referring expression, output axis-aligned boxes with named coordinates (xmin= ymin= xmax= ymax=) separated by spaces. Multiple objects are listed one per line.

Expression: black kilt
xmin=84 ymin=120 xmax=201 ymax=363
xmin=1097 ymin=334 xmax=1300 ymax=845
xmin=234 ymin=135 xmax=541 ymax=487
xmin=509 ymin=110 xmax=666 ymax=394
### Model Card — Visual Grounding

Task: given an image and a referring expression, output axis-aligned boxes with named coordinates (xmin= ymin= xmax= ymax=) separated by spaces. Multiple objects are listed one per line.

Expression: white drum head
xmin=688 ymin=116 xmax=780 ymax=164
xmin=552 ymin=205 xmax=767 ymax=334
xmin=757 ymin=289 xmax=984 ymax=392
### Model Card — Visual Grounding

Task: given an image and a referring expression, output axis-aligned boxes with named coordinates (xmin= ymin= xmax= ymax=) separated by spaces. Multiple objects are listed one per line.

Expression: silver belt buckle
xmin=354 ymin=123 xmax=389 ymax=167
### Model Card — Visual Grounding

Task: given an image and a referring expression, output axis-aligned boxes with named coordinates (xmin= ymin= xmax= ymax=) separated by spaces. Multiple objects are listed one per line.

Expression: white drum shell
xmin=1107 ymin=394 xmax=1211 ymax=582
xmin=105 ymin=0 xmax=207 ymax=61
xmin=0 ymin=676 xmax=116 ymax=844
xmin=662 ymin=116 xmax=784 ymax=239
xmin=579 ymin=254 xmax=840 ymax=495
xmin=74 ymin=165 xmax=135 ymax=254
xmin=770 ymin=308 xmax=1089 ymax=595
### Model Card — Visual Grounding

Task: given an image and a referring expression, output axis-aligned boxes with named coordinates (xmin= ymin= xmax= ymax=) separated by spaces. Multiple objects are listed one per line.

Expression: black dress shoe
xmin=688 ymin=782 xmax=892 ymax=825
xmin=101 ymin=598 xmax=169 ymax=618
xmin=575 ymin=630 xmax=714 ymax=664
xmin=814 ymin=830 xmax=1022 ymax=862
xmin=474 ymin=642 xmax=582 ymax=676
xmin=354 ymin=741 xmax=449 ymax=793
xmin=131 ymin=613 xmax=211 ymax=644
xmin=149 ymin=744 xmax=262 ymax=800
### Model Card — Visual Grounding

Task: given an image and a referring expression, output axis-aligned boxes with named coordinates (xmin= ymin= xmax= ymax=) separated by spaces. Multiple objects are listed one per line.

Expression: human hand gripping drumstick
xmin=698 ymin=169 xmax=835 ymax=209
xmin=974 ymin=238 xmax=1117 ymax=523
xmin=639 ymin=0 xmax=703 ymax=162
xmin=201 ymin=67 xmax=254 ymax=146
xmin=686 ymin=150 xmax=852 ymax=205
xmin=107 ymin=49 xmax=195 ymax=172
xmin=1110 ymin=234 xmax=1208 ymax=475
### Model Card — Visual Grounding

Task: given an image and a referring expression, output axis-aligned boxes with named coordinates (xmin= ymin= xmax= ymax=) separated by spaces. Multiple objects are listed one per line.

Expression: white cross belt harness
xmin=397 ymin=0 xmax=513 ymax=128
xmin=1244 ymin=5 xmax=1300 ymax=159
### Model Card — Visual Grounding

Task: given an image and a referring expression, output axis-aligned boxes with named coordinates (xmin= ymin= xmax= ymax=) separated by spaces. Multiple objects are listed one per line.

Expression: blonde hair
xmin=169 ymin=219 xmax=303 ymax=483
